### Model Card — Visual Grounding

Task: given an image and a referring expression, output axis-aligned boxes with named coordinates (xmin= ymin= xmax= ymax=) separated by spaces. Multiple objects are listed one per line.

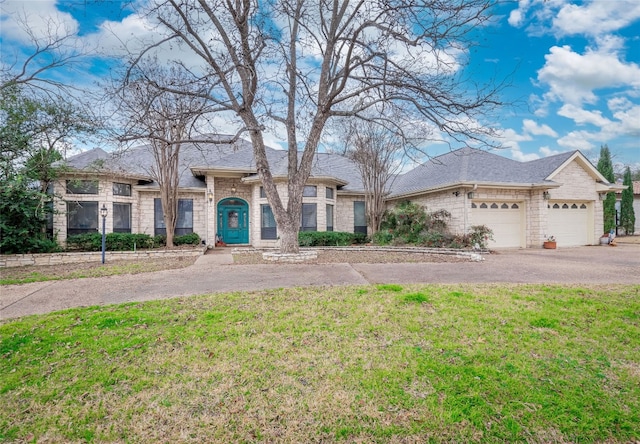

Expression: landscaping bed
xmin=232 ymin=248 xmax=474 ymax=265
xmin=0 ymin=256 xmax=198 ymax=285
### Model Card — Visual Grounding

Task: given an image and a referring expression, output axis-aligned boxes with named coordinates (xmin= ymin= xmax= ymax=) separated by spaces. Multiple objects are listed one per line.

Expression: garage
xmin=471 ymin=201 xmax=524 ymax=248
xmin=548 ymin=202 xmax=590 ymax=247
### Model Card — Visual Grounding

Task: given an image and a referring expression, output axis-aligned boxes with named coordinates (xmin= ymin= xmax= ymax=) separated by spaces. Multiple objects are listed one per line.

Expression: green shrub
xmin=375 ymin=201 xmax=491 ymax=249
xmin=380 ymin=201 xmax=427 ymax=244
xmin=352 ymin=232 xmax=368 ymax=244
xmin=418 ymin=231 xmax=447 ymax=247
xmin=468 ymin=225 xmax=494 ymax=249
xmin=372 ymin=229 xmax=394 ymax=245
xmin=174 ymin=233 xmax=201 ymax=245
xmin=67 ymin=232 xmax=158 ymax=251
xmin=425 ymin=209 xmax=451 ymax=233
xmin=153 ymin=235 xmax=166 ymax=247
xmin=379 ymin=201 xmax=449 ymax=245
xmin=66 ymin=233 xmax=102 ymax=251
xmin=298 ymin=231 xmax=367 ymax=247
xmin=0 ymin=177 xmax=61 ymax=254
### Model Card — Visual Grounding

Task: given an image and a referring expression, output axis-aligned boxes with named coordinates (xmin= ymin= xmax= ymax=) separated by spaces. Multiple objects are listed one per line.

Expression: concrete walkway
xmin=1 ymin=243 xmax=639 ymax=320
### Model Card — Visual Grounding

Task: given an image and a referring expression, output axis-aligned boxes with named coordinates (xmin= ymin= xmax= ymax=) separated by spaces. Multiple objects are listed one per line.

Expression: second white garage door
xmin=471 ymin=202 xmax=524 ymax=248
xmin=547 ymin=202 xmax=590 ymax=247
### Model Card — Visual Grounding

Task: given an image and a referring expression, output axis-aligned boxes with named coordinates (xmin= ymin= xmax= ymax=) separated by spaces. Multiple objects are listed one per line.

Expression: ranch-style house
xmin=52 ymin=137 xmax=623 ymax=249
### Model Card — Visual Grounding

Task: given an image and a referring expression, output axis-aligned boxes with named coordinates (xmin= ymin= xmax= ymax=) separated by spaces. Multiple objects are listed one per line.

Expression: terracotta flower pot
xmin=543 ymin=241 xmax=557 ymax=249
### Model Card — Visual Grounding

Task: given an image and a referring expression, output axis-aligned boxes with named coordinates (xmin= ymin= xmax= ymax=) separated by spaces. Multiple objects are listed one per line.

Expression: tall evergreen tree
xmin=596 ymin=145 xmax=616 ymax=233
xmin=620 ymin=166 xmax=635 ymax=235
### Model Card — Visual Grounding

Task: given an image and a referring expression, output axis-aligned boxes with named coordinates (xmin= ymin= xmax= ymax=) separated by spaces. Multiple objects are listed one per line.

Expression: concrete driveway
xmin=1 ymin=243 xmax=639 ymax=320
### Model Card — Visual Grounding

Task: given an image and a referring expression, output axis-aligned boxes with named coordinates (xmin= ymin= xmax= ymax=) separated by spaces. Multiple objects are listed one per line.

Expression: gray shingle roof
xmin=63 ymin=139 xmax=584 ymax=195
xmin=233 ymin=150 xmax=367 ymax=192
xmin=63 ymin=148 xmax=110 ymax=169
xmin=389 ymin=147 xmax=579 ymax=197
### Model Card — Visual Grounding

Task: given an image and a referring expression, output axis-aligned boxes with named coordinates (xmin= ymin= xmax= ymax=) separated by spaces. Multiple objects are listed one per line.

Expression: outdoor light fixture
xmin=100 ymin=204 xmax=108 ymax=264
xmin=543 ymin=191 xmax=550 ymax=200
xmin=231 ymin=183 xmax=237 ymax=194
xmin=452 ymin=191 xmax=460 ymax=197
xmin=207 ymin=189 xmax=214 ymax=203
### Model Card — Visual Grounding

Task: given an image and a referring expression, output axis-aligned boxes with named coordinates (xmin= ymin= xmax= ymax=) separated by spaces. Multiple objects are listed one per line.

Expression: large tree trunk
xmin=278 ymin=218 xmax=300 ymax=253
xmin=161 ymin=189 xmax=178 ymax=248
xmin=245 ymin=120 xmax=309 ymax=255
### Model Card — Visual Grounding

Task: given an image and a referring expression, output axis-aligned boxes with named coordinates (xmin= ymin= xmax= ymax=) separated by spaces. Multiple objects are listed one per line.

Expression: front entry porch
xmin=217 ymin=198 xmax=249 ymax=244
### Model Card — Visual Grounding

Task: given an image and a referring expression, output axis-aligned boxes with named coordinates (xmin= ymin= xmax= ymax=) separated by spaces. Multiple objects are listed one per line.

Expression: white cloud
xmin=90 ymin=13 xmax=159 ymax=58
xmin=608 ymin=97 xmax=634 ymax=112
xmin=522 ymin=119 xmax=558 ymax=137
xmin=557 ymin=130 xmax=596 ymax=151
xmin=611 ymin=105 xmax=640 ymax=137
xmin=508 ymin=0 xmax=532 ymax=27
xmin=553 ymin=0 xmax=640 ymax=37
xmin=501 ymin=120 xmax=560 ymax=161
xmin=557 ymin=104 xmax=612 ymax=127
xmin=496 ymin=128 xmax=538 ymax=161
xmin=507 ymin=0 xmax=570 ymax=35
xmin=0 ymin=0 xmax=79 ymax=43
xmin=511 ymin=149 xmax=540 ymax=161
xmin=538 ymin=44 xmax=640 ymax=105
xmin=539 ymin=146 xmax=563 ymax=157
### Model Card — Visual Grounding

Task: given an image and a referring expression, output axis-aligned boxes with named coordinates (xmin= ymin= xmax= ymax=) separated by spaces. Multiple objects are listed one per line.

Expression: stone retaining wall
xmin=0 ymin=248 xmax=206 ymax=268
xmin=262 ymin=251 xmax=319 ymax=263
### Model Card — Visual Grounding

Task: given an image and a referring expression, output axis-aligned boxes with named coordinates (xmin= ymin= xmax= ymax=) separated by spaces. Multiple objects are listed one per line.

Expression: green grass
xmin=1 ymin=284 xmax=639 ymax=442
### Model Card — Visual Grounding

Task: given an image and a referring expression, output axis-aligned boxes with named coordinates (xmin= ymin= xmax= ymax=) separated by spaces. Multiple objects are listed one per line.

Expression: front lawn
xmin=1 ymin=284 xmax=639 ymax=442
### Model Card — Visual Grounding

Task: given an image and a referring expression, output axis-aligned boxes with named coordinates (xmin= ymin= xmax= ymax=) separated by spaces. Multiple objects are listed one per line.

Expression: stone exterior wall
xmin=249 ymin=180 xmax=287 ymax=248
xmin=248 ymin=181 xmax=342 ymax=248
xmin=385 ymin=188 xmax=545 ymax=248
xmin=53 ymin=177 xmax=141 ymax=245
xmin=335 ymin=194 xmax=366 ymax=234
xmin=53 ymin=176 xmax=207 ymax=246
xmin=386 ymin=189 xmax=468 ymax=235
xmin=528 ymin=191 xmax=547 ymax=248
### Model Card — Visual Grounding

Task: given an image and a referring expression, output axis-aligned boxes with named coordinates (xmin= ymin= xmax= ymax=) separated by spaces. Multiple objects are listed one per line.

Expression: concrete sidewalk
xmin=1 ymin=244 xmax=639 ymax=320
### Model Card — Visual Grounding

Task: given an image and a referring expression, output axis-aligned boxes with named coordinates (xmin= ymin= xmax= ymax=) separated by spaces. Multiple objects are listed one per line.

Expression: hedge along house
xmin=53 ymin=137 xmax=622 ymax=250
xmin=386 ymin=148 xmax=624 ymax=248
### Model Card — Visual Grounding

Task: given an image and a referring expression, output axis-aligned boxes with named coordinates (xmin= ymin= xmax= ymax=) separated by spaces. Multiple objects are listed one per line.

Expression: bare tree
xmin=0 ymin=12 xmax=89 ymax=99
xmin=338 ymin=115 xmax=405 ymax=235
xmin=114 ymin=60 xmax=209 ymax=247
xmin=140 ymin=0 xmax=503 ymax=253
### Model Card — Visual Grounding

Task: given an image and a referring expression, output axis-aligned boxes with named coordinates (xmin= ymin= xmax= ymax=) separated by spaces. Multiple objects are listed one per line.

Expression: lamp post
xmin=100 ymin=204 xmax=108 ymax=264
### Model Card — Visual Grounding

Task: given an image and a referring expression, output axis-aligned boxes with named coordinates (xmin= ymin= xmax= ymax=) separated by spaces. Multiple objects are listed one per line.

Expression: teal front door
xmin=218 ymin=199 xmax=249 ymax=244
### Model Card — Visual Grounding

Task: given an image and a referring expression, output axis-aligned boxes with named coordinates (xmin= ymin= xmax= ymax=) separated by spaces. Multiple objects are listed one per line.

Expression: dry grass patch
xmin=1 ymin=284 xmax=639 ymax=442
xmin=0 ymin=257 xmax=198 ymax=285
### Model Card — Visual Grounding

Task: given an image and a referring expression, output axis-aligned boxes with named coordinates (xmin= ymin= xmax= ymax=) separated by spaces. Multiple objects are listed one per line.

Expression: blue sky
xmin=1 ymin=0 xmax=639 ymax=169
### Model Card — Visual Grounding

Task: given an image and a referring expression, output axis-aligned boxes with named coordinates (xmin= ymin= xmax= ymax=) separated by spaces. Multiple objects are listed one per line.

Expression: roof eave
xmin=135 ymin=186 xmax=206 ymax=193
xmin=388 ymin=181 xmax=560 ymax=200
xmin=63 ymin=169 xmax=153 ymax=184
xmin=596 ymin=182 xmax=626 ymax=193
xmin=241 ymin=175 xmax=349 ymax=187
xmin=191 ymin=166 xmax=257 ymax=177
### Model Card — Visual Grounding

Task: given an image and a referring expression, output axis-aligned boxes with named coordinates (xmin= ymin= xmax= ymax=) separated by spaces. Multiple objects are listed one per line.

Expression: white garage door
xmin=548 ymin=202 xmax=590 ymax=247
xmin=472 ymin=202 xmax=524 ymax=248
